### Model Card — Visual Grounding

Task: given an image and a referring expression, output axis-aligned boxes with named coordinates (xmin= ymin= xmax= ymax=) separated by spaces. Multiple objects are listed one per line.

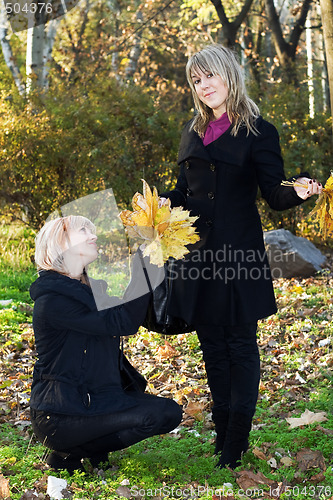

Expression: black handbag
xmin=120 ymin=354 xmax=147 ymax=393
xmin=140 ymin=256 xmax=194 ymax=335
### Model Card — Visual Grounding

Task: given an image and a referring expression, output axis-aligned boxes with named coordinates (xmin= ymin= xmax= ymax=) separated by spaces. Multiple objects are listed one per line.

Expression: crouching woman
xmin=29 ymin=215 xmax=182 ymax=472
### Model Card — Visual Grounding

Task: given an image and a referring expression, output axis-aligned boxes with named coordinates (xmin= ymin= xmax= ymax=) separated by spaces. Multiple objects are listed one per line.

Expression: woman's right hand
xmin=293 ymin=178 xmax=322 ymax=200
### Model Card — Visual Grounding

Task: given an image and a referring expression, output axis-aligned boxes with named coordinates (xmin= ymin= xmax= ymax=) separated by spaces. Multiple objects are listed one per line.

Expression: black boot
xmin=217 ymin=411 xmax=252 ymax=469
xmin=46 ymin=451 xmax=84 ymax=474
xmin=212 ymin=408 xmax=230 ymax=455
xmin=89 ymin=452 xmax=109 ymax=468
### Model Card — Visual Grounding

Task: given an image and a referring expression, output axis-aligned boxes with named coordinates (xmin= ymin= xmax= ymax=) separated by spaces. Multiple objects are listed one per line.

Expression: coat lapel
xmin=178 ymin=121 xmax=212 ymax=164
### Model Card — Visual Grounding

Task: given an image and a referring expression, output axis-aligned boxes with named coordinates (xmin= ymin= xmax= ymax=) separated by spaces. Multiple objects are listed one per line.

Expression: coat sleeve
xmin=253 ymin=120 xmax=309 ymax=211
xmin=44 ymin=292 xmax=151 ymax=337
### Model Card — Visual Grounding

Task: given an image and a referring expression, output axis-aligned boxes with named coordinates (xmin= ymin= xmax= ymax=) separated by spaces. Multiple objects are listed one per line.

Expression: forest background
xmin=0 ymin=0 xmax=333 ymax=499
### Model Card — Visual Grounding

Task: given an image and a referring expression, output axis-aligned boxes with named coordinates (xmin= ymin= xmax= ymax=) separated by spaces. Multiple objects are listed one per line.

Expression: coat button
xmin=187 ymin=188 xmax=192 ymax=196
xmin=208 ymin=192 xmax=215 ymax=199
xmin=206 ymin=219 xmax=213 ymax=227
xmin=184 ymin=160 xmax=190 ymax=169
xmin=210 ymin=163 xmax=216 ymax=171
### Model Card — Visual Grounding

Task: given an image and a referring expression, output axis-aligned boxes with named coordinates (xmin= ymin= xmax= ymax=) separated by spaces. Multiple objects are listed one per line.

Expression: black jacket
xmin=29 ymin=270 xmax=150 ymax=416
xmin=162 ymin=117 xmax=308 ymax=326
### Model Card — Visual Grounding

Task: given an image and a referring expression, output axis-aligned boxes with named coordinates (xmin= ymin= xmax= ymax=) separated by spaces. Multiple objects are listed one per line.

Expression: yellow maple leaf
xmin=119 ymin=179 xmax=200 ymax=266
xmin=309 ymin=172 xmax=333 ymax=239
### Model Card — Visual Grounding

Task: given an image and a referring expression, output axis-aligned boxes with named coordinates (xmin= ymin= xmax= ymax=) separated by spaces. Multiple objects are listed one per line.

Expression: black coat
xmin=162 ymin=117 xmax=308 ymax=326
xmin=29 ymin=270 xmax=150 ymax=416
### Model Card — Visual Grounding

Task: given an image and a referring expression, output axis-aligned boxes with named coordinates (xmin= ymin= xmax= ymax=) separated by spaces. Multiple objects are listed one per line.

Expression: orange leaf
xmin=0 ymin=474 xmax=10 ymax=499
xmin=156 ymin=341 xmax=179 ymax=361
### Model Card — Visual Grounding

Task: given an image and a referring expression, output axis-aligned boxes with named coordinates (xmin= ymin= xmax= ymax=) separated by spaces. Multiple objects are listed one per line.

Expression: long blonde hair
xmin=35 ymin=215 xmax=96 ymax=275
xmin=186 ymin=44 xmax=260 ymax=137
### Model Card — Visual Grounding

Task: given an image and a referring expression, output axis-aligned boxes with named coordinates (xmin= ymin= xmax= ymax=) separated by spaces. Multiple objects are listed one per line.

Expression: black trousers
xmin=30 ymin=393 xmax=182 ymax=459
xmin=196 ymin=322 xmax=260 ymax=417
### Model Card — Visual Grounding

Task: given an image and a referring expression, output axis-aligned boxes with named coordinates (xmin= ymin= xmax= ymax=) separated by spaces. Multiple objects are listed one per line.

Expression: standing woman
xmin=161 ymin=44 xmax=321 ymax=469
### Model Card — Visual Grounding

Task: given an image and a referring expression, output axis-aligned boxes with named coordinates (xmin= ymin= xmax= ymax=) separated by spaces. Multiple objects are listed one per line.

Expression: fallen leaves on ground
xmin=235 ymin=469 xmax=278 ymax=490
xmin=0 ymin=474 xmax=10 ymax=500
xmin=296 ymin=448 xmax=326 ymax=472
xmin=286 ymin=409 xmax=328 ymax=428
xmin=1 ymin=261 xmax=333 ymax=497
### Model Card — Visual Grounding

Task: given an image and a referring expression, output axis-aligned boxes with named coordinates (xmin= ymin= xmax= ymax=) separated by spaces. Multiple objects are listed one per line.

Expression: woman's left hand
xmin=293 ymin=177 xmax=323 ymax=200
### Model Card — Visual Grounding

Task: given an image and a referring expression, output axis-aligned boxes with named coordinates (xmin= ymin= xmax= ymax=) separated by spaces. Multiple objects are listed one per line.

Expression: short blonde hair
xmin=186 ymin=44 xmax=260 ymax=137
xmin=35 ymin=215 xmax=96 ymax=274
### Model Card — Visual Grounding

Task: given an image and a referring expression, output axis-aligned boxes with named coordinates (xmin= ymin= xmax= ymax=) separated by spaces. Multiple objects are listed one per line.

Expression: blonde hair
xmin=186 ymin=44 xmax=260 ymax=137
xmin=35 ymin=215 xmax=96 ymax=274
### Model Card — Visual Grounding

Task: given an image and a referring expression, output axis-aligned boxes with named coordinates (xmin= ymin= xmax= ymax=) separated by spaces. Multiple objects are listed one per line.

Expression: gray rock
xmin=264 ymin=229 xmax=326 ymax=278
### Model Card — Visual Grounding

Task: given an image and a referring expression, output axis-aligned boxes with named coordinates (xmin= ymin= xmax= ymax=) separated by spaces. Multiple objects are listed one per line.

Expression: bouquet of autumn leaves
xmin=119 ymin=180 xmax=200 ymax=267
xmin=282 ymin=172 xmax=333 ymax=239
xmin=309 ymin=173 xmax=333 ymax=238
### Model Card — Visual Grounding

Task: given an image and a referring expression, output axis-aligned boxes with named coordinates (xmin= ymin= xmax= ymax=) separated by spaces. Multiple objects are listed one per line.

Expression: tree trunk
xmin=210 ymin=0 xmax=255 ymax=48
xmin=26 ymin=23 xmax=46 ymax=95
xmin=125 ymin=10 xmax=143 ymax=78
xmin=265 ymin=0 xmax=312 ymax=84
xmin=42 ymin=18 xmax=61 ymax=89
xmin=319 ymin=0 xmax=333 ymax=136
xmin=0 ymin=3 xmax=25 ymax=95
xmin=305 ymin=15 xmax=314 ymax=117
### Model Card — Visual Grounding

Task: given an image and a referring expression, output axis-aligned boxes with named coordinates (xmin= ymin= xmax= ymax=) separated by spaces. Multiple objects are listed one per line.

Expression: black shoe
xmin=46 ymin=451 xmax=84 ymax=474
xmin=89 ymin=452 xmax=109 ymax=469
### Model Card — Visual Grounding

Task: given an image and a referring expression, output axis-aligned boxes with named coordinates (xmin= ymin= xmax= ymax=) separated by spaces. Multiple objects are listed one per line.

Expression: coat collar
xmin=178 ymin=117 xmax=262 ymax=165
xmin=30 ymin=270 xmax=109 ymax=311
xmin=178 ymin=119 xmax=235 ymax=165
xmin=178 ymin=121 xmax=212 ymax=164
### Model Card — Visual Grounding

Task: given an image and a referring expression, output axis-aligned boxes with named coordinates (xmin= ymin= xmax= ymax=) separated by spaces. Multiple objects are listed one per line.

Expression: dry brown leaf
xmin=267 ymin=457 xmax=278 ymax=468
xmin=286 ymin=409 xmax=328 ymax=428
xmin=280 ymin=456 xmax=293 ymax=467
xmin=18 ymin=491 xmax=39 ymax=500
xmin=252 ymin=447 xmax=267 ymax=460
xmin=316 ymin=424 xmax=333 ymax=436
xmin=156 ymin=341 xmax=179 ymax=361
xmin=0 ymin=475 xmax=10 ymax=500
xmin=235 ymin=470 xmax=278 ymax=491
xmin=310 ymin=471 xmax=326 ymax=483
xmin=115 ymin=486 xmax=132 ymax=499
xmin=296 ymin=448 xmax=326 ymax=472
xmin=184 ymin=401 xmax=206 ymax=421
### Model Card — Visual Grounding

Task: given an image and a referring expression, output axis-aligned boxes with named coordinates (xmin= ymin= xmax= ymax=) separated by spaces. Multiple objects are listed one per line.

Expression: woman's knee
xmin=142 ymin=397 xmax=182 ymax=435
xmin=162 ymin=398 xmax=183 ymax=431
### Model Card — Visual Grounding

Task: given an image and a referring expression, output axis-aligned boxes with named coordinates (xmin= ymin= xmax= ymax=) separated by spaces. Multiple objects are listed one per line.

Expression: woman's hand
xmin=158 ymin=197 xmax=169 ymax=208
xmin=293 ymin=177 xmax=322 ymax=200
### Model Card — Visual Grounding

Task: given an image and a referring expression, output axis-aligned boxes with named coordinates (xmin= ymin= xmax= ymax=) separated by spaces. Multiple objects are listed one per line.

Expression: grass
xmin=0 ymin=222 xmax=332 ymax=499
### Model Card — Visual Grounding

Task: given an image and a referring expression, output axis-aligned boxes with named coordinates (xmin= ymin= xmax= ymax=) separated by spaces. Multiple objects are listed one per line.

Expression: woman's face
xmin=66 ymin=225 xmax=98 ymax=267
xmin=191 ymin=69 xmax=228 ymax=119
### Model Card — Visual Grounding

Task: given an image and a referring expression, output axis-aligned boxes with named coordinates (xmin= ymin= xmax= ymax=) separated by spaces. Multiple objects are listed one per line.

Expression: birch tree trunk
xmin=42 ymin=18 xmax=61 ymax=89
xmin=319 ymin=0 xmax=333 ymax=136
xmin=0 ymin=3 xmax=25 ymax=95
xmin=26 ymin=22 xmax=46 ymax=95
xmin=124 ymin=10 xmax=143 ymax=78
xmin=315 ymin=3 xmax=328 ymax=112
xmin=305 ymin=15 xmax=314 ymax=117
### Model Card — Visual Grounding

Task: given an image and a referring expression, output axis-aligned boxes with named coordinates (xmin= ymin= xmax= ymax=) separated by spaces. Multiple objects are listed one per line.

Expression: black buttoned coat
xmin=162 ymin=116 xmax=307 ymax=326
xmin=29 ymin=269 xmax=149 ymax=416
